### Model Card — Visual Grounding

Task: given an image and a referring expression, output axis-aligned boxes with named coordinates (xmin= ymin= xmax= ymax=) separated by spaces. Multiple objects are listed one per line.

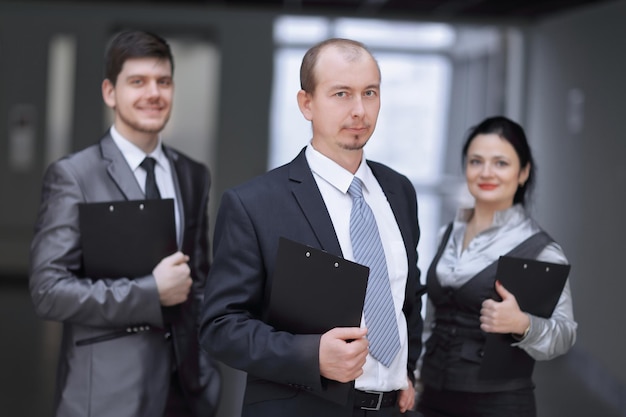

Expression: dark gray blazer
xmin=29 ymin=132 xmax=220 ymax=417
xmin=199 ymin=148 xmax=424 ymax=417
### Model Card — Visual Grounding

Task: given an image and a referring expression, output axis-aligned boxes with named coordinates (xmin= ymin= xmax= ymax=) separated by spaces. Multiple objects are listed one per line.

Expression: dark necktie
xmin=348 ymin=177 xmax=401 ymax=367
xmin=140 ymin=157 xmax=161 ymax=199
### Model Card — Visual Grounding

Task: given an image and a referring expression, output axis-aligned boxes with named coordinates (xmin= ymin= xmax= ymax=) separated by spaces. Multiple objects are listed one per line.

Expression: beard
xmin=338 ymin=134 xmax=369 ymax=151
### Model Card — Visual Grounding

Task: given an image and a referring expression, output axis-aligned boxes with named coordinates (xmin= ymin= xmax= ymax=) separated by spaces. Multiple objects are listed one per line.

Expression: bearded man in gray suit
xmin=29 ymin=30 xmax=220 ymax=417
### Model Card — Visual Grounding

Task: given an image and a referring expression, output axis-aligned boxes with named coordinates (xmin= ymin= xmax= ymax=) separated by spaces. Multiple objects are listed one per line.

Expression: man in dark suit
xmin=199 ymin=38 xmax=424 ymax=417
xmin=29 ymin=30 xmax=220 ymax=417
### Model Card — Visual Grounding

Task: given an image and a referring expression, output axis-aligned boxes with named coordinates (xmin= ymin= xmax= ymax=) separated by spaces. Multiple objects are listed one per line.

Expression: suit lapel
xmin=100 ymin=134 xmax=144 ymax=200
xmin=369 ymin=162 xmax=413 ymax=258
xmin=288 ymin=149 xmax=343 ymax=256
xmin=163 ymin=146 xmax=186 ymax=248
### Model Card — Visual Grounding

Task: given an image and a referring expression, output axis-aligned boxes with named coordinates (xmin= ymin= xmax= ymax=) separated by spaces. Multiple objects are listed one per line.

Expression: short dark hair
xmin=462 ymin=115 xmax=536 ymax=206
xmin=104 ymin=30 xmax=173 ymax=85
xmin=299 ymin=38 xmax=379 ymax=94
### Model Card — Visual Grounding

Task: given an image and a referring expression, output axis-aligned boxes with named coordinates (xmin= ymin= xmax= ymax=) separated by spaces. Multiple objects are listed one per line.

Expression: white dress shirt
xmin=109 ymin=125 xmax=181 ymax=242
xmin=305 ymin=143 xmax=409 ymax=392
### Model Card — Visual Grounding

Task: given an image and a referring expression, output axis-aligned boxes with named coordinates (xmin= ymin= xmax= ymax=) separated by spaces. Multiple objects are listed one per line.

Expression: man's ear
xmin=102 ymin=79 xmax=116 ymax=109
xmin=296 ymin=89 xmax=313 ymax=121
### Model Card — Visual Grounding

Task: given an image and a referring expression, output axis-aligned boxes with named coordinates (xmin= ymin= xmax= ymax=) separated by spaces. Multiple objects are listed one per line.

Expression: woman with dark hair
xmin=417 ymin=116 xmax=577 ymax=417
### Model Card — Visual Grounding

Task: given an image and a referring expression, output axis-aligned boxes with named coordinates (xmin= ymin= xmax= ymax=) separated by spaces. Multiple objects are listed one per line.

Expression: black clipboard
xmin=78 ymin=199 xmax=177 ymax=279
xmin=479 ymin=256 xmax=570 ymax=379
xmin=267 ymin=237 xmax=369 ymax=405
xmin=495 ymin=256 xmax=571 ymax=317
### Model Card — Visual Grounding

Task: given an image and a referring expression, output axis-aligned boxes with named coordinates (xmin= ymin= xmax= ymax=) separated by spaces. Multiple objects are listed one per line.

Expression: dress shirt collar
xmin=305 ymin=142 xmax=376 ymax=195
xmin=109 ymin=125 xmax=167 ymax=171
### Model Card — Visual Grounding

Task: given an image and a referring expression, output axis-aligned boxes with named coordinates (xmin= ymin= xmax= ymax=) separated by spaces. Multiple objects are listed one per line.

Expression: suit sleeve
xmin=29 ymin=159 xmax=164 ymax=328
xmin=187 ymin=165 xmax=211 ymax=325
xmin=401 ymin=177 xmax=425 ymax=383
xmin=199 ymin=188 xmax=324 ymax=392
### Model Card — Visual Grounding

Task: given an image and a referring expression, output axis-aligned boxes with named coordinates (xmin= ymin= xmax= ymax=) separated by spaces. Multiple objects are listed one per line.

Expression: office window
xmin=269 ymin=16 xmax=454 ymax=273
xmin=45 ymin=34 xmax=77 ymax=167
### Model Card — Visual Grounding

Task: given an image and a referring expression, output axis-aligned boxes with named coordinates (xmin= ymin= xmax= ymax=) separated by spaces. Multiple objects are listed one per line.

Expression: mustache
xmin=343 ymin=124 xmax=370 ymax=130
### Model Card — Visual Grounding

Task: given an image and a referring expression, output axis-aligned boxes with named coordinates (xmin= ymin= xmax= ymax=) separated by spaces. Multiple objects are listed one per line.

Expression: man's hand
xmin=319 ymin=327 xmax=368 ymax=383
xmin=397 ymin=376 xmax=416 ymax=413
xmin=153 ymin=251 xmax=192 ymax=306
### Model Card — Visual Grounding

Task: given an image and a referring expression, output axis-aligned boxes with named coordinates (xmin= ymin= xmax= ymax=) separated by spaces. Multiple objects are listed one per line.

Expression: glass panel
xmin=268 ymin=47 xmax=310 ymax=169
xmin=45 ymin=34 xmax=76 ymax=166
xmin=416 ymin=192 xmax=441 ymax=274
xmin=274 ymin=15 xmax=330 ymax=44
xmin=161 ymin=38 xmax=221 ymax=172
xmin=335 ymin=18 xmax=455 ymax=50
xmin=367 ymin=52 xmax=451 ymax=183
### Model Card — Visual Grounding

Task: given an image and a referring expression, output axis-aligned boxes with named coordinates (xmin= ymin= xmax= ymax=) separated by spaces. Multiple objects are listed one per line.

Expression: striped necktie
xmin=348 ymin=177 xmax=400 ymax=367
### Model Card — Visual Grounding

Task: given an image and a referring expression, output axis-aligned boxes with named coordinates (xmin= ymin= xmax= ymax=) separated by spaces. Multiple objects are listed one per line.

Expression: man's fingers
xmin=327 ymin=327 xmax=368 ymax=341
xmin=163 ymin=251 xmax=189 ymax=265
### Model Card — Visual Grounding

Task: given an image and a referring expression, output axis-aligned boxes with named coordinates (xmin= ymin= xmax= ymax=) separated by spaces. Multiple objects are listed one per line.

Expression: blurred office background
xmin=0 ymin=0 xmax=624 ymax=416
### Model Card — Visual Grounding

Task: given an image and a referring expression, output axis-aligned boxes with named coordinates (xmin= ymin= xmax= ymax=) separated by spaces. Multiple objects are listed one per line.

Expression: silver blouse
xmin=425 ymin=204 xmax=577 ymax=361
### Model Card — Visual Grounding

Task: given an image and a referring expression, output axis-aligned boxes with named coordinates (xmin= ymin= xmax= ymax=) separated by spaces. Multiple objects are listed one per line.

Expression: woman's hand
xmin=480 ymin=280 xmax=530 ymax=336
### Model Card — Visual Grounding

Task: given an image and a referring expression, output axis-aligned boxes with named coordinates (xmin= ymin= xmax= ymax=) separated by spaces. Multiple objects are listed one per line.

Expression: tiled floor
xmin=0 ymin=277 xmax=621 ymax=417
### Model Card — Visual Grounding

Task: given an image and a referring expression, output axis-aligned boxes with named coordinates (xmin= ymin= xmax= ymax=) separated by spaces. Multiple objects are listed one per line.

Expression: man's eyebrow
xmin=328 ymin=83 xmax=380 ymax=90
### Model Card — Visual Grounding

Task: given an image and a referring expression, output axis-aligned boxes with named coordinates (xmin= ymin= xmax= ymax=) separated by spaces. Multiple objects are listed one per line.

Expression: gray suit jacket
xmin=29 ymin=133 xmax=220 ymax=417
xmin=199 ymin=148 xmax=424 ymax=417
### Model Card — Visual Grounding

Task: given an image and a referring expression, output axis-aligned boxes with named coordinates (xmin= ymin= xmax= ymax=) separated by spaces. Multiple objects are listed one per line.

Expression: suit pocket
xmin=75 ymin=324 xmax=154 ymax=346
